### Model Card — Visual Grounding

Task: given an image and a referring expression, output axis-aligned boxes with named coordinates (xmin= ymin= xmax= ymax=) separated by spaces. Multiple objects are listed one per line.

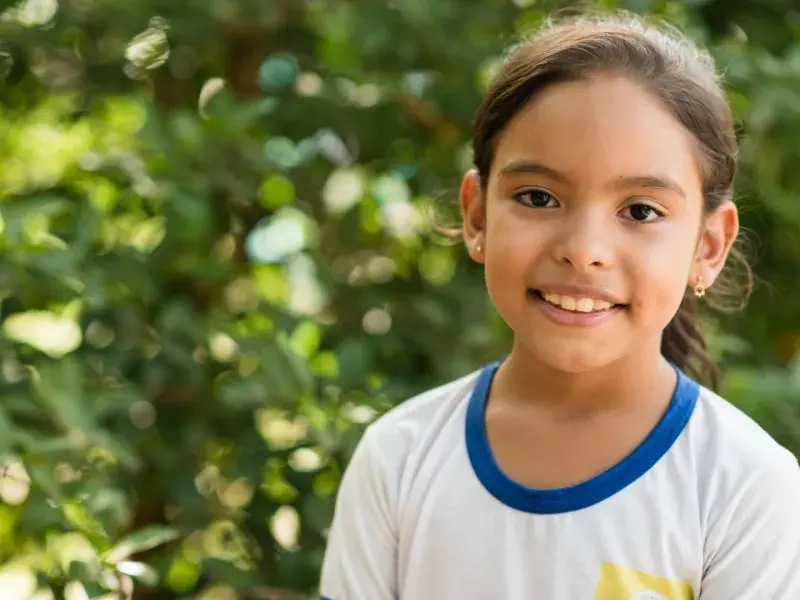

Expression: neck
xmin=493 ymin=336 xmax=676 ymax=417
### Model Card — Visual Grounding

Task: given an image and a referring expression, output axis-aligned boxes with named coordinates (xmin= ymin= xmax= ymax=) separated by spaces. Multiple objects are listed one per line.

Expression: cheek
xmin=628 ymin=232 xmax=695 ymax=318
xmin=484 ymin=208 xmax=545 ymax=279
xmin=482 ymin=208 xmax=542 ymax=312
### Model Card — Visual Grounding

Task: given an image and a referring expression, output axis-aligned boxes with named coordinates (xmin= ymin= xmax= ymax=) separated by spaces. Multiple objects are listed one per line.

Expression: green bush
xmin=0 ymin=0 xmax=798 ymax=597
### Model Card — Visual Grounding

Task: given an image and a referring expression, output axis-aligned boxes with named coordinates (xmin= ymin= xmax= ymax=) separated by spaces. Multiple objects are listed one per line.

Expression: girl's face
xmin=461 ymin=74 xmax=737 ymax=373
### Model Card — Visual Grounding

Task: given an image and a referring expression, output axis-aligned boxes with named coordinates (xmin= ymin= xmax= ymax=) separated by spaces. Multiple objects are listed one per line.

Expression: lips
xmin=537 ymin=291 xmax=614 ymax=313
xmin=529 ymin=284 xmax=627 ymax=309
xmin=527 ymin=289 xmax=626 ymax=326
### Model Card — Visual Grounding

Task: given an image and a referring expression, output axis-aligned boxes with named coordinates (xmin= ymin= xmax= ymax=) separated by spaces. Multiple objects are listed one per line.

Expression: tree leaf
xmin=0 ymin=406 xmax=15 ymax=455
xmin=116 ymin=560 xmax=159 ymax=587
xmin=32 ymin=358 xmax=93 ymax=433
xmin=104 ymin=526 xmax=180 ymax=564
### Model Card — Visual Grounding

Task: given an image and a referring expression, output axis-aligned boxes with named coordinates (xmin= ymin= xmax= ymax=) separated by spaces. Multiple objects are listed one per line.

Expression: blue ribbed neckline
xmin=465 ymin=361 xmax=698 ymax=514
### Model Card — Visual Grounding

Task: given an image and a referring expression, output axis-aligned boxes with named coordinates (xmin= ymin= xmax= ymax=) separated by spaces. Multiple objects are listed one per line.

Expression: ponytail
xmin=662 ymin=243 xmax=754 ymax=391
xmin=661 ymin=292 xmax=718 ymax=390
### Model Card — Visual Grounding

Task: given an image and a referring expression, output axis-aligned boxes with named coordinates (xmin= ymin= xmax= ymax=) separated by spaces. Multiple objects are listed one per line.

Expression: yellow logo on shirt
xmin=594 ymin=562 xmax=694 ymax=600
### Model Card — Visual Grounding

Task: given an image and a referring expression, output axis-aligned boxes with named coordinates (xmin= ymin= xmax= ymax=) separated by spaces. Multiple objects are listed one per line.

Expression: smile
xmin=537 ymin=291 xmax=615 ymax=312
xmin=528 ymin=289 xmax=626 ymax=326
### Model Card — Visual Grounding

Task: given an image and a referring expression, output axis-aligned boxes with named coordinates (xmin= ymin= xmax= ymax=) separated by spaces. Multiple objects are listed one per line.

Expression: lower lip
xmin=528 ymin=291 xmax=624 ymax=326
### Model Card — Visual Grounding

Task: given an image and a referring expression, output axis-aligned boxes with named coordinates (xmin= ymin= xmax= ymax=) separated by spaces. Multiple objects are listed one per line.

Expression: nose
xmin=551 ymin=208 xmax=615 ymax=272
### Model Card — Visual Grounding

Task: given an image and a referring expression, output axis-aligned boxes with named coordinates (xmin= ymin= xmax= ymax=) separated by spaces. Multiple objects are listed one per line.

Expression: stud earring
xmin=475 ymin=241 xmax=483 ymax=254
xmin=694 ymin=275 xmax=706 ymax=298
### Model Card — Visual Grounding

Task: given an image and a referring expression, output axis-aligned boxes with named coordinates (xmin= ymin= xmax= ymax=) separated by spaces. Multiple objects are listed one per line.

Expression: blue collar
xmin=465 ymin=361 xmax=699 ymax=514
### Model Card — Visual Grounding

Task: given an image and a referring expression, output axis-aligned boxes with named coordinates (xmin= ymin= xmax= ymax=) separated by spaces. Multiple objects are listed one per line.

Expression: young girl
xmin=320 ymin=12 xmax=800 ymax=600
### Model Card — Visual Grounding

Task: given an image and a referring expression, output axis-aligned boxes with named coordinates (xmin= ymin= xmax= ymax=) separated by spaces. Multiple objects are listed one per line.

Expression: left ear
xmin=692 ymin=200 xmax=739 ymax=288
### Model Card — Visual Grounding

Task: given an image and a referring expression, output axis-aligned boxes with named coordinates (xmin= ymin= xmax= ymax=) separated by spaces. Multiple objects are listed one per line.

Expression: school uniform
xmin=320 ymin=362 xmax=800 ymax=600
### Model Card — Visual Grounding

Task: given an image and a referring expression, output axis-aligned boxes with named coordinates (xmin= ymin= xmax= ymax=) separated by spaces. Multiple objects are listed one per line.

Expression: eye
xmin=620 ymin=203 xmax=664 ymax=224
xmin=513 ymin=189 xmax=559 ymax=209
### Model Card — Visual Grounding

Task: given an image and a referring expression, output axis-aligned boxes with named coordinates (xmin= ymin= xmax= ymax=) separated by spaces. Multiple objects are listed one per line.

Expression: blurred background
xmin=0 ymin=0 xmax=799 ymax=598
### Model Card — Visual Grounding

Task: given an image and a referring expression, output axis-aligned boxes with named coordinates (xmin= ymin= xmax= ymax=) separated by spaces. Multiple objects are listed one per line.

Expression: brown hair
xmin=472 ymin=12 xmax=752 ymax=389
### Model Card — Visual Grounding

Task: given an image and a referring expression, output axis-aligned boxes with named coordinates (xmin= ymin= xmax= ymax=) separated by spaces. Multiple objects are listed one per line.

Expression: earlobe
xmin=692 ymin=200 xmax=739 ymax=288
xmin=460 ymin=169 xmax=487 ymax=263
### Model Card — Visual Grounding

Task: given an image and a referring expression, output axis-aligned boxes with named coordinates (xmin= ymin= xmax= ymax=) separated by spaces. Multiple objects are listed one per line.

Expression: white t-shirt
xmin=320 ymin=361 xmax=800 ymax=600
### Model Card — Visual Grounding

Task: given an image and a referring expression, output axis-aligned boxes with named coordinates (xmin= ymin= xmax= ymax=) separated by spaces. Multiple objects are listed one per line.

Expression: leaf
xmin=16 ymin=431 xmax=75 ymax=457
xmin=0 ymin=196 xmax=69 ymax=243
xmin=104 ymin=525 xmax=180 ymax=564
xmin=116 ymin=561 xmax=159 ymax=587
xmin=259 ymin=174 xmax=295 ymax=210
xmin=4 ymin=311 xmax=82 ymax=358
xmin=289 ymin=321 xmax=321 ymax=358
xmin=337 ymin=338 xmax=372 ymax=388
xmin=89 ymin=431 xmax=142 ymax=471
xmin=68 ymin=562 xmax=108 ymax=598
xmin=32 ymin=358 xmax=93 ymax=433
xmin=27 ymin=464 xmax=63 ymax=502
xmin=61 ymin=500 xmax=109 ymax=545
xmin=0 ymin=406 xmax=15 ymax=455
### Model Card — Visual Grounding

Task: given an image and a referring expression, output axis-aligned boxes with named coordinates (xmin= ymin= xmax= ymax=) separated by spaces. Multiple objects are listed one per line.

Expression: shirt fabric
xmin=320 ymin=361 xmax=800 ymax=600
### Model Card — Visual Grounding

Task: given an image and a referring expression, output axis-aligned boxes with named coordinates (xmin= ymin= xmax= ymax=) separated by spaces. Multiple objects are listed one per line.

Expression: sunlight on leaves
xmin=2 ymin=0 xmax=58 ymax=27
xmin=322 ymin=167 xmax=365 ymax=214
xmin=288 ymin=448 xmax=323 ymax=472
xmin=362 ymin=307 xmax=392 ymax=335
xmin=116 ymin=560 xmax=159 ymax=587
xmin=0 ymin=457 xmax=30 ymax=506
xmin=245 ymin=207 xmax=317 ymax=264
xmin=0 ymin=566 xmax=37 ymax=599
xmin=3 ymin=311 xmax=82 ymax=358
xmin=166 ymin=552 xmax=201 ymax=593
xmin=125 ymin=17 xmax=170 ymax=78
xmin=198 ymin=77 xmax=227 ymax=118
xmin=270 ymin=506 xmax=300 ymax=550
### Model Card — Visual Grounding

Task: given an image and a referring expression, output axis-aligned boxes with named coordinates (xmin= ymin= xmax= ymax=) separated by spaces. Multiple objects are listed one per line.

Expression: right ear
xmin=459 ymin=169 xmax=486 ymax=264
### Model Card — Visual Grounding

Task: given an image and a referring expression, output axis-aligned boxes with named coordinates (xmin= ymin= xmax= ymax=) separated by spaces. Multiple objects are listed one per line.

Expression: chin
xmin=518 ymin=334 xmax=624 ymax=374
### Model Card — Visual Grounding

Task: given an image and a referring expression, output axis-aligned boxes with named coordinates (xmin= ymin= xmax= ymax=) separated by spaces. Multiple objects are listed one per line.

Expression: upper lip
xmin=531 ymin=284 xmax=626 ymax=305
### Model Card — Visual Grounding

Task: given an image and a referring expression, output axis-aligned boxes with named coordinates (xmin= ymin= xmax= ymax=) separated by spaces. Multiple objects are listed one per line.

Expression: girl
xmin=320 ymin=12 xmax=800 ymax=600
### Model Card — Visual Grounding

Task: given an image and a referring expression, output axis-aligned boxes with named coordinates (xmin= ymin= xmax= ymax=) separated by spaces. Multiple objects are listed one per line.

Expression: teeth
xmin=592 ymin=299 xmax=612 ymax=311
xmin=541 ymin=292 xmax=613 ymax=312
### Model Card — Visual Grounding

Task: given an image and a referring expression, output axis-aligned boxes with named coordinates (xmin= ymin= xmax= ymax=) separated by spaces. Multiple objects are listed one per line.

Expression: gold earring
xmin=694 ymin=276 xmax=706 ymax=298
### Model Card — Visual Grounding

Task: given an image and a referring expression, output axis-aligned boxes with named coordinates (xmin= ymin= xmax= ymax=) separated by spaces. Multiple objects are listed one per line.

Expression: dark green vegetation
xmin=0 ymin=0 xmax=798 ymax=597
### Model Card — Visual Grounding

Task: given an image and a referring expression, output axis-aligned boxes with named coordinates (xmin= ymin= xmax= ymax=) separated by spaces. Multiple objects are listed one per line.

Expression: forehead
xmin=490 ymin=74 xmax=702 ymax=193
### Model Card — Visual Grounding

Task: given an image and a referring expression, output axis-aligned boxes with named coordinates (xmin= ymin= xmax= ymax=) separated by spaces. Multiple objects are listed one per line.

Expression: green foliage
xmin=0 ymin=0 xmax=798 ymax=597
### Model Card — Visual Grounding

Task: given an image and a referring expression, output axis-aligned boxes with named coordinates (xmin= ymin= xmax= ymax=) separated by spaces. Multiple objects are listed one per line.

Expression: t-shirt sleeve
xmin=319 ymin=425 xmax=398 ymax=600
xmin=699 ymin=448 xmax=800 ymax=600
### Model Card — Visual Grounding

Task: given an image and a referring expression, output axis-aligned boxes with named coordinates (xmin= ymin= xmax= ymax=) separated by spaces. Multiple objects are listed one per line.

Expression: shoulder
xmin=349 ymin=370 xmax=481 ymax=480
xmin=686 ymin=392 xmax=800 ymax=595
xmin=689 ymin=385 xmax=797 ymax=473
xmin=358 ymin=368 xmax=481 ymax=469
xmin=687 ymin=385 xmax=800 ymax=548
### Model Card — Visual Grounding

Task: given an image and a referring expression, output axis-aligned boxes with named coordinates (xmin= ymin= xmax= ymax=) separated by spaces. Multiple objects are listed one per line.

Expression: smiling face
xmin=461 ymin=74 xmax=728 ymax=373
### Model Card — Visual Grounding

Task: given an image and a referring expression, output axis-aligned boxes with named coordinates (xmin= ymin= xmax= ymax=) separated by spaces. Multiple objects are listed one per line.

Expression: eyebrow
xmin=612 ymin=175 xmax=686 ymax=199
xmin=497 ymin=160 xmax=687 ymax=199
xmin=498 ymin=160 xmax=571 ymax=183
